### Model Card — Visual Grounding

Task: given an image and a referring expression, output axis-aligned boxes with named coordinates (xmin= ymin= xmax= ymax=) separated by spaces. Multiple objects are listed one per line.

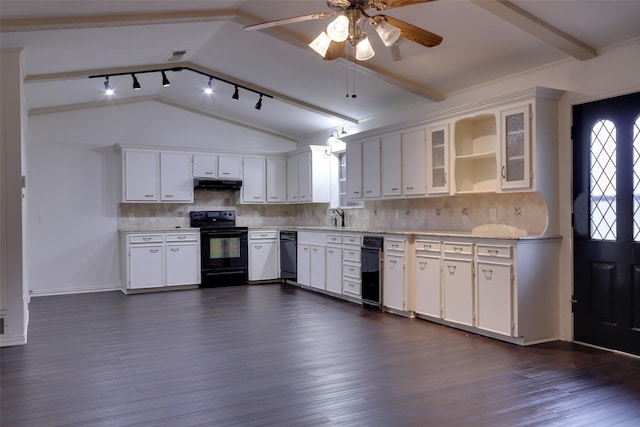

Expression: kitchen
xmin=2 ymin=1 xmax=640 ymax=421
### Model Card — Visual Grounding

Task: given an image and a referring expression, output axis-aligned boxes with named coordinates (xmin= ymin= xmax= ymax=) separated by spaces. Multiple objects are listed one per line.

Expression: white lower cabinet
xmin=342 ymin=234 xmax=362 ymax=300
xmin=309 ymin=244 xmax=326 ymax=290
xmin=297 ymin=243 xmax=311 ymax=286
xmin=325 ymin=245 xmax=343 ymax=294
xmin=248 ymin=230 xmax=279 ymax=281
xmin=413 ymin=239 xmax=442 ymax=318
xmin=122 ymin=231 xmax=200 ymax=292
xmin=129 ymin=244 xmax=164 ymax=289
xmin=442 ymin=241 xmax=474 ymax=326
xmin=476 ymin=260 xmax=512 ymax=336
xmin=383 ymin=236 xmax=410 ymax=313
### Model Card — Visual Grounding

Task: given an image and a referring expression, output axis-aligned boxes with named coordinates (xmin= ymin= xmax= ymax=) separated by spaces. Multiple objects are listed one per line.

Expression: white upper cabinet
xmin=452 ymin=113 xmax=498 ymax=194
xmin=193 ymin=153 xmax=217 ymax=178
xmin=381 ymin=133 xmax=402 ymax=197
xmin=123 ymin=149 xmax=159 ymax=202
xmin=401 ymin=128 xmax=427 ymax=196
xmin=242 ymin=156 xmax=266 ymax=203
xmin=122 ymin=149 xmax=192 ymax=203
xmin=346 ymin=141 xmax=362 ymax=200
xmin=362 ymin=138 xmax=381 ymax=198
xmin=500 ymin=104 xmax=531 ymax=190
xmin=426 ymin=123 xmax=450 ymax=195
xmin=218 ymin=155 xmax=242 ymax=179
xmin=286 ymin=147 xmax=330 ymax=203
xmin=266 ymin=157 xmax=287 ymax=203
xmin=160 ymin=152 xmax=193 ymax=202
xmin=286 ymin=154 xmax=299 ymax=202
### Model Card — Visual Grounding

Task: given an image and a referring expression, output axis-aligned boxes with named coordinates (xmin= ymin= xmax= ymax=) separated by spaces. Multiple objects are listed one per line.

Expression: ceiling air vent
xmin=166 ymin=50 xmax=188 ymax=62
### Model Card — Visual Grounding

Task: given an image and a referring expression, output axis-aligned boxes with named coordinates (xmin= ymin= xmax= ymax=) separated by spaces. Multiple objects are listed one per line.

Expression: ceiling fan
xmin=244 ymin=0 xmax=442 ymax=61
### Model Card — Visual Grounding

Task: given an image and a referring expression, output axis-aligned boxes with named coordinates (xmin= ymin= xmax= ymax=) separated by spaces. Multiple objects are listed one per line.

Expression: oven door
xmin=201 ymin=229 xmax=248 ymax=269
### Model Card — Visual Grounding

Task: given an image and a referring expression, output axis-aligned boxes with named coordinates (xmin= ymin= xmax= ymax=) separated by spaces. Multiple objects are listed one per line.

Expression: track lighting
xmin=89 ymin=67 xmax=272 ymax=110
xmin=131 ymin=74 xmax=141 ymax=90
xmin=340 ymin=127 xmax=347 ymax=137
xmin=161 ymin=71 xmax=170 ymax=87
xmin=204 ymin=77 xmax=213 ymax=94
xmin=104 ymin=77 xmax=114 ymax=95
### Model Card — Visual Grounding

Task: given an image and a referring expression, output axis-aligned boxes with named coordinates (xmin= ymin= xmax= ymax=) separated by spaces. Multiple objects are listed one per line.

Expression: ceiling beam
xmin=471 ymin=0 xmax=597 ymax=61
xmin=3 ymin=8 xmax=444 ymax=103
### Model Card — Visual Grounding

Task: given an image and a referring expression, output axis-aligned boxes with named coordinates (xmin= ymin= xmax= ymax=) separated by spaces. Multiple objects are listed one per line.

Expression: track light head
xmin=104 ymin=77 xmax=114 ymax=95
xmin=132 ymin=74 xmax=141 ymax=90
xmin=204 ymin=77 xmax=213 ymax=95
xmin=255 ymin=94 xmax=263 ymax=110
xmin=232 ymin=86 xmax=239 ymax=100
xmin=161 ymin=71 xmax=170 ymax=87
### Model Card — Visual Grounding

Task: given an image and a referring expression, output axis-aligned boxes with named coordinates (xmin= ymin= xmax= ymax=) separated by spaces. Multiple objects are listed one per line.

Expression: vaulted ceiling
xmin=2 ymin=0 xmax=640 ymax=142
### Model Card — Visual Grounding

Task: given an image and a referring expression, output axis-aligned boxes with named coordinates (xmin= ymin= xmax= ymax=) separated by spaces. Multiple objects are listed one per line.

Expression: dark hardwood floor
xmin=2 ymin=284 xmax=640 ymax=427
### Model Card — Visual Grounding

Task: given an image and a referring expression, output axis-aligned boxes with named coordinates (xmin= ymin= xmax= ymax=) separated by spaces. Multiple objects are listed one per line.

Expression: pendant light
xmin=309 ymin=31 xmax=332 ymax=57
xmin=327 ymin=15 xmax=349 ymax=42
xmin=355 ymin=37 xmax=375 ymax=61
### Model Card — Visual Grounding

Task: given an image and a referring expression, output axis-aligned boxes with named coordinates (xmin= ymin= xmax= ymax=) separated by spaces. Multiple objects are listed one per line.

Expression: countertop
xmin=119 ymin=227 xmax=200 ymax=233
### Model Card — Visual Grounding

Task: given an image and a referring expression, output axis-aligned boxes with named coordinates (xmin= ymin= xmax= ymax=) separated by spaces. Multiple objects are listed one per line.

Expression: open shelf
xmin=454 ymin=114 xmax=498 ymax=194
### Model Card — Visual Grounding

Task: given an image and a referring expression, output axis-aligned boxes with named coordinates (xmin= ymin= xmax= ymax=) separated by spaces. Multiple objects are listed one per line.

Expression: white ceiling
xmin=2 ymin=0 xmax=640 ymax=142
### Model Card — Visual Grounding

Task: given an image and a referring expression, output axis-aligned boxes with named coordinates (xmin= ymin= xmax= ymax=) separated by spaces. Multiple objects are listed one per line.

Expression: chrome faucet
xmin=332 ymin=208 xmax=345 ymax=227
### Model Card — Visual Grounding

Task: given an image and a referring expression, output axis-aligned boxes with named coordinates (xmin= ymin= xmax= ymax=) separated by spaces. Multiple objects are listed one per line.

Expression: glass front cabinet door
xmin=500 ymin=104 xmax=531 ymax=190
xmin=427 ymin=123 xmax=450 ymax=194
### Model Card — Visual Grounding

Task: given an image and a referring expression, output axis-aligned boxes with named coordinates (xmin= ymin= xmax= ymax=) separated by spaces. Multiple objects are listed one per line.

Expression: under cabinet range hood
xmin=194 ymin=178 xmax=242 ymax=191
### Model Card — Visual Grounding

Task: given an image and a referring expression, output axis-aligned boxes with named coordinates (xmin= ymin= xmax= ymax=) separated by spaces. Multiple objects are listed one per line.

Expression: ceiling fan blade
xmin=323 ymin=40 xmax=347 ymax=60
xmin=382 ymin=15 xmax=443 ymax=47
xmin=244 ymin=13 xmax=333 ymax=31
xmin=371 ymin=0 xmax=435 ymax=11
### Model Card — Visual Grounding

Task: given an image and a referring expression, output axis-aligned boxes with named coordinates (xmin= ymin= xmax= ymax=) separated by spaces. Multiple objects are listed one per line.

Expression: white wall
xmin=1 ymin=49 xmax=28 ymax=346
xmin=26 ymin=102 xmax=295 ymax=295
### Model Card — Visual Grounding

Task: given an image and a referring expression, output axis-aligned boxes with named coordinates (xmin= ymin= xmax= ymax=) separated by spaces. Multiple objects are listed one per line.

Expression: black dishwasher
xmin=361 ymin=236 xmax=384 ymax=310
xmin=279 ymin=230 xmax=297 ymax=282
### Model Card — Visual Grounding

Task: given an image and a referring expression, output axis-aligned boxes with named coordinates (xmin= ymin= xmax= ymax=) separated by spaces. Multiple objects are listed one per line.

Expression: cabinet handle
xmin=170 ymin=248 xmax=179 ymax=252
xmin=419 ymin=261 xmax=427 ymax=269
xmin=303 ymin=247 xmax=309 ymax=251
xmin=328 ymin=249 xmax=334 ymax=254
xmin=312 ymin=248 xmax=318 ymax=252
xmin=482 ymin=269 xmax=493 ymax=279
xmin=406 ymin=186 xmax=414 ymax=191
xmin=502 ymin=166 xmax=506 ymax=179
xmin=349 ymin=251 xmax=355 ymax=255
xmin=354 ymin=191 xmax=360 ymax=194
xmin=269 ymin=196 xmax=277 ymax=199
xmin=145 ymin=194 xmax=154 ymax=198
xmin=142 ymin=237 xmax=152 ymax=241
xmin=488 ymin=249 xmax=499 ymax=256
xmin=391 ymin=243 xmax=399 ymax=248
xmin=165 ymin=194 xmax=174 ymax=198
xmin=177 ymin=236 xmax=186 ymax=240
xmin=447 ymin=265 xmax=456 ymax=274
xmin=255 ymin=245 xmax=262 ymax=249
xmin=365 ymin=190 xmax=372 ymax=194
xmin=424 ymin=244 xmax=432 ymax=250
xmin=150 ymin=249 xmax=159 ymax=253
xmin=390 ymin=260 xmax=397 ymax=265
xmin=453 ymin=247 xmax=462 ymax=253
xmin=253 ymin=196 xmax=261 ymax=199
xmin=204 ymin=172 xmax=214 ymax=175
xmin=444 ymin=172 xmax=447 ymax=184
xmin=392 ymin=187 xmax=398 ymax=191
xmin=221 ymin=172 xmax=230 ymax=175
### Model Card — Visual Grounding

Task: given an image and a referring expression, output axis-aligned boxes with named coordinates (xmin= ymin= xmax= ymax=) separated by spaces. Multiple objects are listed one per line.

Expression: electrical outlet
xmin=489 ymin=208 xmax=497 ymax=222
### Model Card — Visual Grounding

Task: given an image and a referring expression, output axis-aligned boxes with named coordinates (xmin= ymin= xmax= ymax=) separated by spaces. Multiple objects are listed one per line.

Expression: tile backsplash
xmin=118 ymin=190 xmax=548 ymax=235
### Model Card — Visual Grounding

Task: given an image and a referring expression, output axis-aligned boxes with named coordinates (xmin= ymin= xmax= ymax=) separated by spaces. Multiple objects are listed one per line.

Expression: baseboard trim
xmin=30 ymin=284 xmax=120 ymax=297
xmin=0 ymin=334 xmax=27 ymax=347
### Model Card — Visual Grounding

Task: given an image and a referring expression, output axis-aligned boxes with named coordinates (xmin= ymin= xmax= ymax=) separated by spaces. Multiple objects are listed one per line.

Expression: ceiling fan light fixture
xmin=327 ymin=15 xmax=349 ymax=42
xmin=374 ymin=18 xmax=401 ymax=47
xmin=355 ymin=36 xmax=375 ymax=61
xmin=309 ymin=31 xmax=332 ymax=57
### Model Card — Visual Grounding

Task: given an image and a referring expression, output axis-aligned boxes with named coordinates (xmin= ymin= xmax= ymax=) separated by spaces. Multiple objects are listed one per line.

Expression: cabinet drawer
xmin=342 ymin=279 xmax=361 ymax=297
xmin=443 ymin=242 xmax=473 ymax=256
xmin=129 ymin=234 xmax=163 ymax=244
xmin=343 ymin=262 xmax=361 ymax=279
xmin=343 ymin=247 xmax=361 ymax=262
xmin=326 ymin=234 xmax=343 ymax=245
xmin=476 ymin=244 xmax=512 ymax=259
xmin=249 ymin=230 xmax=277 ymax=240
xmin=165 ymin=233 xmax=198 ymax=243
xmin=343 ymin=234 xmax=362 ymax=246
xmin=415 ymin=239 xmax=440 ymax=252
xmin=385 ymin=238 xmax=405 ymax=252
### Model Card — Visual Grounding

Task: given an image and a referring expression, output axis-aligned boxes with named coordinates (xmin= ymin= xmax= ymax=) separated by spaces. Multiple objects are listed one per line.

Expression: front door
xmin=573 ymin=91 xmax=640 ymax=356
